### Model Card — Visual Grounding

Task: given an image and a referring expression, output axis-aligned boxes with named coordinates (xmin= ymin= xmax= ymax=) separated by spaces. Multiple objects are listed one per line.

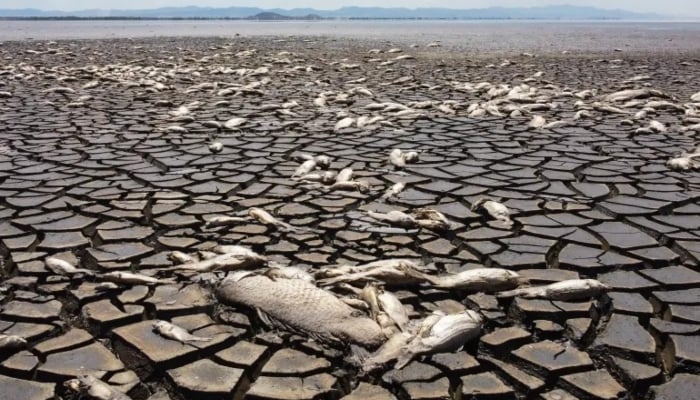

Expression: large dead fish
xmin=152 ymin=320 xmax=212 ymax=343
xmin=173 ymin=245 xmax=266 ymax=272
xmin=425 ymin=268 xmax=521 ymax=291
xmin=496 ymin=279 xmax=610 ymax=300
xmin=64 ymin=375 xmax=132 ymax=400
xmin=217 ymin=274 xmax=385 ymax=347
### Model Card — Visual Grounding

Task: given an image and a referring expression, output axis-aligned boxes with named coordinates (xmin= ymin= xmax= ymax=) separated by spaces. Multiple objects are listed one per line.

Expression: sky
xmin=1 ymin=1 xmax=698 ymax=16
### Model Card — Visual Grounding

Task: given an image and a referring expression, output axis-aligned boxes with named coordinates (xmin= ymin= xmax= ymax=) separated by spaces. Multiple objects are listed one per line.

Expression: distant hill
xmin=0 ymin=5 xmax=665 ymax=20
xmin=247 ymin=12 xmax=322 ymax=21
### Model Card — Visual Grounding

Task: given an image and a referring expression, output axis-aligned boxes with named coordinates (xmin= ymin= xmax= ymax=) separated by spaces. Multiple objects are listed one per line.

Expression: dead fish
xmin=593 ymin=102 xmax=629 ymax=114
xmin=217 ymin=274 xmax=385 ymax=347
xmin=691 ymin=92 xmax=700 ymax=102
xmin=176 ymin=245 xmax=266 ymax=272
xmin=528 ymin=115 xmax=546 ymax=129
xmin=64 ymin=375 xmax=132 ymax=400
xmin=367 ymin=210 xmax=416 ymax=228
xmin=378 ymin=290 xmax=409 ymax=331
xmin=361 ymin=331 xmax=414 ymax=372
xmin=667 ymin=156 xmax=699 ymax=171
xmin=411 ymin=208 xmax=451 ymax=231
xmin=248 ymin=207 xmax=300 ymax=232
xmin=204 ymin=216 xmax=248 ymax=228
xmin=543 ymin=120 xmax=570 ymax=129
xmin=0 ymin=334 xmax=27 ymax=350
xmin=101 ymin=271 xmax=162 ymax=286
xmin=649 ymin=120 xmax=667 ymax=133
xmin=603 ymin=88 xmax=660 ymax=102
xmin=389 ymin=149 xmax=407 ymax=167
xmin=223 ymin=117 xmax=247 ymax=130
xmin=168 ymin=251 xmax=197 ymax=264
xmin=165 ymin=125 xmax=188 ymax=133
xmin=292 ymin=159 xmax=318 ymax=178
xmin=298 ymin=171 xmax=337 ymax=184
xmin=152 ymin=320 xmax=212 ymax=343
xmin=317 ymin=259 xmax=431 ymax=287
xmin=335 ymin=167 xmax=353 ymax=183
xmin=334 ymin=117 xmax=355 ymax=131
xmin=95 ymin=282 xmax=121 ymax=291
xmin=472 ymin=199 xmax=512 ymax=226
xmin=496 ymin=279 xmax=610 ymax=300
xmin=361 ymin=284 xmax=382 ymax=319
xmin=209 ymin=142 xmax=223 ymax=153
xmin=395 ymin=311 xmax=482 ymax=369
xmin=382 ymin=182 xmax=406 ymax=200
xmin=329 ymin=180 xmax=370 ymax=193
xmin=44 ymin=257 xmax=92 ymax=275
xmin=426 ymin=268 xmax=521 ymax=291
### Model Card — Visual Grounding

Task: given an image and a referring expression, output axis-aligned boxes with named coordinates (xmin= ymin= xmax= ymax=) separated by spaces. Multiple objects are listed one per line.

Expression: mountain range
xmin=0 ymin=5 xmax=665 ymax=20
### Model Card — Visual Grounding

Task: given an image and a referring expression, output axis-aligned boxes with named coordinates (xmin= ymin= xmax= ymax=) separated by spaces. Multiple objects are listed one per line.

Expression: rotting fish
xmin=204 ymin=215 xmax=248 ymax=228
xmin=603 ymin=88 xmax=662 ymax=102
xmin=292 ymin=159 xmax=318 ymax=178
xmin=152 ymin=320 xmax=212 ymax=343
xmin=297 ymin=171 xmax=337 ymax=184
xmin=335 ymin=167 xmax=353 ymax=183
xmin=412 ymin=208 xmax=451 ymax=231
xmin=0 ymin=334 xmax=27 ymax=350
xmin=44 ymin=257 xmax=93 ymax=276
xmin=394 ymin=310 xmax=483 ymax=369
xmin=223 ymin=117 xmax=247 ymax=130
xmin=217 ymin=274 xmax=385 ymax=347
xmin=378 ymin=290 xmax=409 ymax=331
xmin=209 ymin=142 xmax=223 ymax=153
xmin=496 ymin=279 xmax=610 ymax=300
xmin=424 ymin=268 xmax=521 ymax=292
xmin=472 ymin=198 xmax=513 ymax=226
xmin=381 ymin=182 xmax=406 ymax=201
xmin=361 ymin=331 xmax=414 ymax=372
xmin=329 ymin=180 xmax=370 ymax=193
xmin=317 ymin=260 xmax=432 ymax=287
xmin=367 ymin=210 xmax=416 ymax=228
xmin=101 ymin=271 xmax=164 ymax=286
xmin=168 ymin=251 xmax=197 ymax=264
xmin=173 ymin=246 xmax=266 ymax=272
xmin=528 ymin=115 xmax=546 ymax=129
xmin=248 ymin=207 xmax=301 ymax=232
xmin=64 ymin=375 xmax=132 ymax=400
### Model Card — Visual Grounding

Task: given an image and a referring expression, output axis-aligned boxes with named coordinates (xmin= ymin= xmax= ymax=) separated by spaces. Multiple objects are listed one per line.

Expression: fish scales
xmin=218 ymin=275 xmax=385 ymax=347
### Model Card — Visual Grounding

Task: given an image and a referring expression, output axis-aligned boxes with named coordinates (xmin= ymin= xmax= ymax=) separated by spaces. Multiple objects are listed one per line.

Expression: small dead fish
xmin=367 ymin=210 xmax=416 ymax=228
xmin=64 ymin=375 xmax=132 ymax=400
xmin=169 ymin=251 xmax=197 ymax=264
xmin=426 ymin=268 xmax=521 ymax=291
xmin=153 ymin=320 xmax=212 ymax=343
xmin=209 ymin=142 xmax=223 ymax=153
xmin=176 ymin=246 xmax=266 ymax=272
xmin=528 ymin=115 xmax=546 ymax=129
xmin=335 ymin=167 xmax=353 ymax=183
xmin=334 ymin=117 xmax=355 ymax=131
xmin=649 ymin=120 xmax=667 ymax=133
xmin=248 ymin=207 xmax=301 ymax=232
xmin=204 ymin=216 xmax=248 ymax=228
xmin=95 ymin=282 xmax=121 ymax=291
xmin=318 ymin=260 xmax=431 ymax=287
xmin=329 ymin=180 xmax=370 ymax=193
xmin=472 ymin=199 xmax=512 ymax=226
xmin=223 ymin=117 xmax=247 ymax=130
xmin=0 ymin=334 xmax=27 ymax=350
xmin=382 ymin=182 xmax=406 ymax=200
xmin=378 ymin=290 xmax=409 ymax=331
xmin=44 ymin=257 xmax=92 ymax=275
xmin=496 ymin=279 xmax=610 ymax=300
xmin=101 ymin=271 xmax=162 ymax=286
xmin=395 ymin=311 xmax=482 ymax=369
xmin=298 ymin=171 xmax=337 ymax=184
xmin=292 ymin=159 xmax=318 ymax=178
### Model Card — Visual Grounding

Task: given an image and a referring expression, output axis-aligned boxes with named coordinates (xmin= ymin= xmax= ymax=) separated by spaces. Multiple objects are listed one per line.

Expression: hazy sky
xmin=3 ymin=1 xmax=698 ymax=16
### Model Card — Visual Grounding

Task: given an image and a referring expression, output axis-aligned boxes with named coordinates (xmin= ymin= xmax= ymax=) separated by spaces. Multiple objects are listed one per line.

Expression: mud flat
xmin=0 ymin=36 xmax=699 ymax=400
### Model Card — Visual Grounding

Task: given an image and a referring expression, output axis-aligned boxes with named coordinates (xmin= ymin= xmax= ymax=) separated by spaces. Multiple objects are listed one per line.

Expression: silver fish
xmin=152 ymin=320 xmax=212 ymax=343
xmin=317 ymin=260 xmax=431 ymax=287
xmin=101 ymin=271 xmax=163 ymax=285
xmin=394 ymin=311 xmax=482 ymax=369
xmin=496 ymin=279 xmax=610 ymax=300
xmin=248 ymin=207 xmax=300 ymax=232
xmin=175 ymin=246 xmax=266 ymax=272
xmin=204 ymin=216 xmax=248 ymax=228
xmin=367 ymin=210 xmax=416 ymax=228
xmin=64 ymin=375 xmax=132 ymax=400
xmin=426 ymin=268 xmax=521 ymax=292
xmin=44 ymin=257 xmax=92 ymax=275
xmin=217 ymin=274 xmax=385 ymax=347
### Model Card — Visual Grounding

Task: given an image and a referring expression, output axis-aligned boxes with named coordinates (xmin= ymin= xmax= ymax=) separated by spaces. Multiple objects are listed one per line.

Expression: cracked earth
xmin=0 ymin=36 xmax=699 ymax=400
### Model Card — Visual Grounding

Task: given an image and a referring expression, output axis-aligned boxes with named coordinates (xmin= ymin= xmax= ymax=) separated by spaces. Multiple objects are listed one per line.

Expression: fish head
xmin=314 ymin=155 xmax=331 ymax=169
xmin=404 ymin=151 xmax=420 ymax=162
xmin=152 ymin=320 xmax=168 ymax=332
